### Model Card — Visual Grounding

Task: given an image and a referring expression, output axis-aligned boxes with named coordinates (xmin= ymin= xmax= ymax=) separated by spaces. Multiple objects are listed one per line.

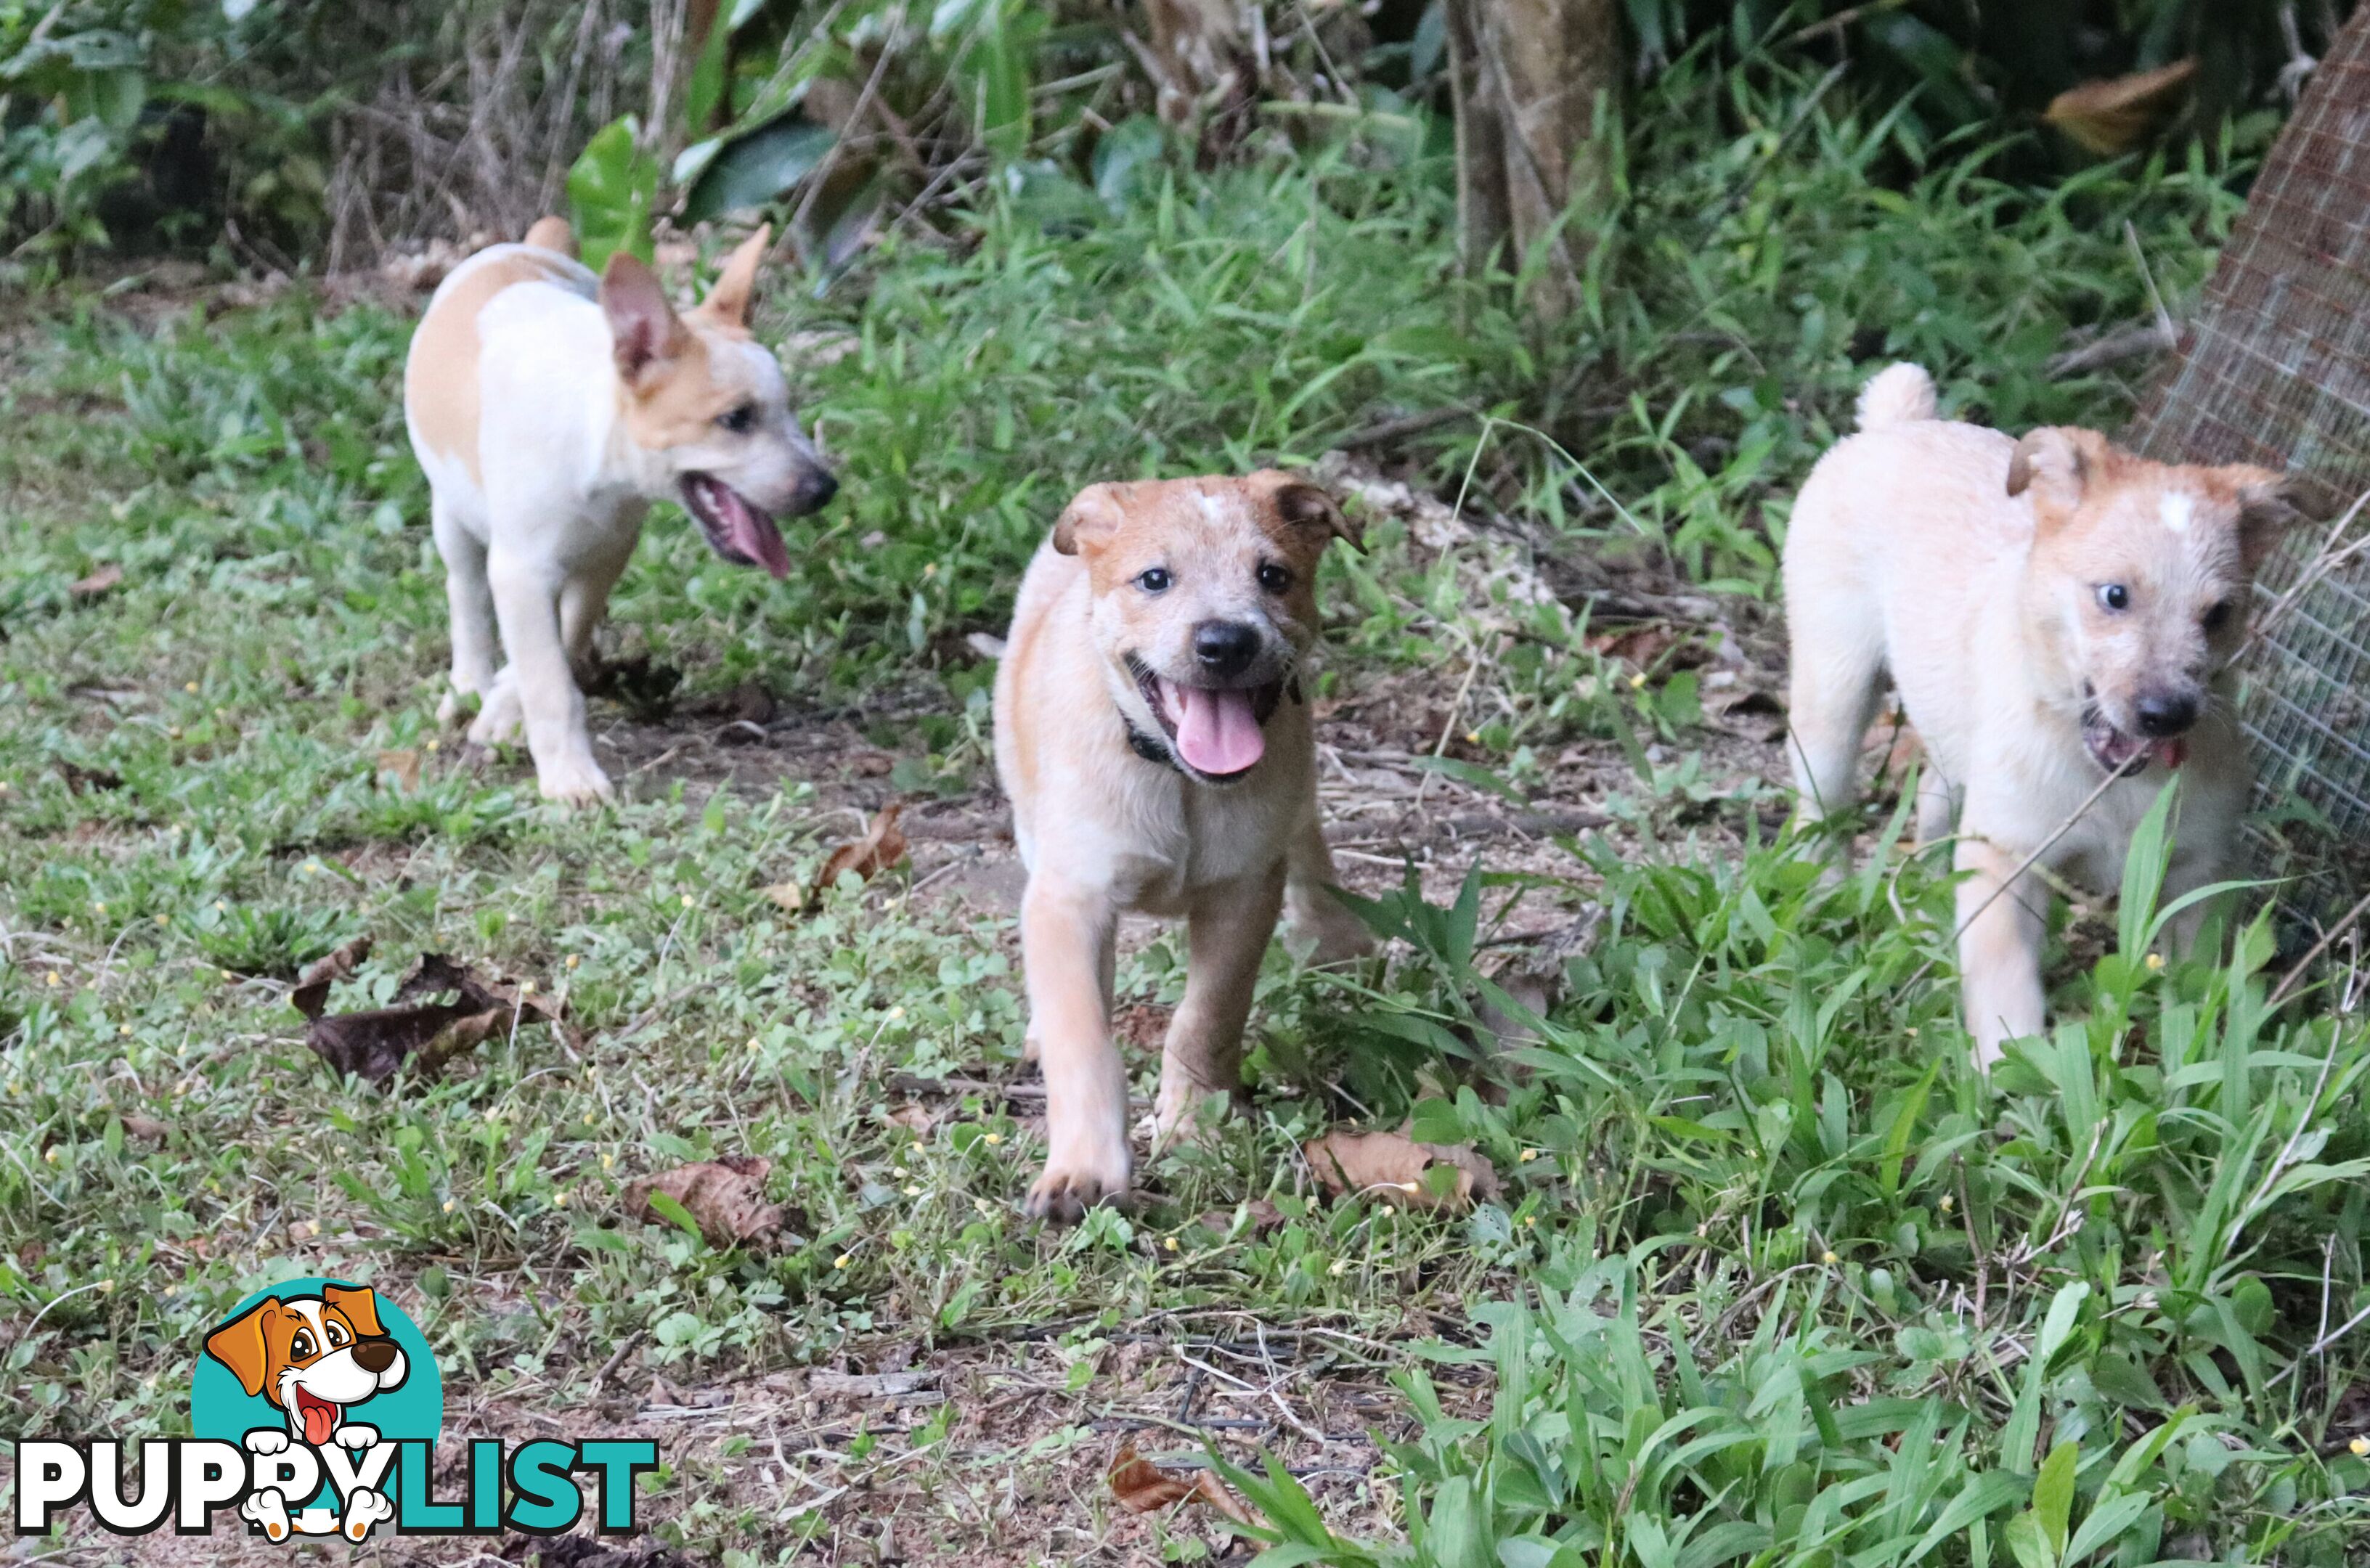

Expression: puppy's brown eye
xmin=717 ymin=401 xmax=758 ymax=435
xmin=1257 ymin=563 xmax=1292 ymax=595
xmin=1136 ymin=567 xmax=1171 ymax=594
xmin=325 ymin=1321 xmax=349 ymax=1347
xmin=2203 ymin=600 xmax=2232 ymax=633
xmin=290 ymin=1331 xmax=315 ymax=1360
xmin=2096 ymin=584 xmax=2131 ymax=613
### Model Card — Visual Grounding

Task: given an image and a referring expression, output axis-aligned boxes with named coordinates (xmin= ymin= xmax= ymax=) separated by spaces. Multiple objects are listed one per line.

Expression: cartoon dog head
xmin=2008 ymin=428 xmax=2296 ymax=775
xmin=1052 ymin=471 xmax=1359 ymax=783
xmin=204 ymin=1285 xmax=408 ymax=1448
xmin=599 ymin=224 xmax=837 ymax=580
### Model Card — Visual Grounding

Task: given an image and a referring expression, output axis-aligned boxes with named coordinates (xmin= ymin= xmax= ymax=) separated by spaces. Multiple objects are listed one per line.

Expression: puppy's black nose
xmin=351 ymin=1339 xmax=397 ymax=1373
xmin=2134 ymin=691 xmax=2199 ymax=738
xmin=795 ymin=469 xmax=838 ymax=513
xmin=1193 ymin=621 xmax=1260 ymax=678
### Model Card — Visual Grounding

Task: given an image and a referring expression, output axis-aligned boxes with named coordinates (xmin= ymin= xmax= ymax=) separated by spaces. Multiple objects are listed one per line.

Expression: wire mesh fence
xmin=2127 ymin=6 xmax=2370 ymax=926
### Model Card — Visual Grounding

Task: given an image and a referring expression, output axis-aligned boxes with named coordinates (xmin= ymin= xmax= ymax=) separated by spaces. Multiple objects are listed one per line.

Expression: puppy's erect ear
xmin=205 ymin=1300 xmax=282 ymax=1398
xmin=1053 ymin=483 xmax=1128 ymax=556
xmin=600 ymin=252 xmax=685 ymax=391
xmin=322 ymin=1283 xmax=386 ymax=1340
xmin=2005 ymin=427 xmax=2104 ymax=513
xmin=699 ymin=224 xmax=771 ymax=332
xmin=2223 ymin=464 xmax=2301 ymax=571
xmin=1268 ymin=477 xmax=1359 ymax=551
xmin=522 ymin=215 xmax=577 ymax=257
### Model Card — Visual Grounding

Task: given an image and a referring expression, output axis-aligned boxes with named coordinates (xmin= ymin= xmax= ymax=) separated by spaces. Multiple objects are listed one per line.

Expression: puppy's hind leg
xmin=432 ymin=494 xmax=497 ymax=727
xmin=1283 ymin=814 xmax=1371 ymax=965
xmin=1151 ymin=867 xmax=1286 ymax=1146
xmin=1785 ymin=599 xmax=1886 ymax=843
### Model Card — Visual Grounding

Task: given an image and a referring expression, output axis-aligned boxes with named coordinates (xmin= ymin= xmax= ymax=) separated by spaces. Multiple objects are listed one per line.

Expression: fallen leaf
xmin=623 ymin=1155 xmax=784 ymax=1248
xmin=1197 ymin=1198 xmax=1286 ymax=1236
xmin=1109 ymin=1438 xmax=1258 ymax=1527
xmin=884 ymin=1102 xmax=936 ymax=1136
xmin=1586 ymin=622 xmax=1679 ymax=670
xmin=121 ymin=1114 xmax=169 ymax=1143
xmin=69 ymin=563 xmax=123 ymax=599
xmin=2046 ymin=59 xmax=2197 ymax=155
xmin=377 ymin=748 xmax=422 ymax=792
xmin=57 ymin=761 xmax=123 ymax=794
xmin=1303 ymin=1127 xmax=1501 ymax=1212
xmin=805 ymin=804 xmax=908 ymax=911
xmin=302 ymin=952 xmax=556 ymax=1087
xmin=290 ymin=936 xmax=374 ymax=1021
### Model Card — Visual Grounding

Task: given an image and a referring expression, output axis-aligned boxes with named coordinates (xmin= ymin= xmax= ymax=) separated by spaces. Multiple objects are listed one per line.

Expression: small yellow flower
xmin=424 ymin=739 xmax=439 ymax=753
xmin=565 ymin=955 xmax=580 ymax=970
xmin=834 ymin=1254 xmax=852 ymax=1270
xmin=1524 ymin=1215 xmax=1538 ymax=1229
xmin=2352 ymin=1437 xmax=2369 ymax=1457
xmin=600 ymin=1152 xmax=616 ymax=1170
xmin=1163 ymin=1235 xmax=1179 ymax=1251
xmin=442 ymin=1199 xmax=457 ymax=1213
xmin=221 ymin=969 xmax=237 ymax=982
xmin=184 ymin=681 xmax=199 ymax=694
xmin=903 ymin=1184 xmax=922 ymax=1198
xmin=166 ymin=726 xmax=182 ymax=739
xmin=1629 ymin=671 xmax=1648 ymax=689
xmin=887 ymin=1005 xmax=905 ymax=1021
xmin=1695 ymin=1223 xmax=1709 ymax=1238
xmin=213 ymin=899 xmax=227 ymax=912
xmin=1464 ymin=731 xmax=1481 ymax=744
xmin=1327 ymin=1258 xmax=1348 ymax=1276
xmin=44 ymin=1146 xmax=61 ymax=1164
xmin=680 ymin=894 xmax=694 ymax=909
xmin=2145 ymin=952 xmax=2166 ymax=972
xmin=1823 ymin=1250 xmax=1840 ymax=1265
xmin=1904 ymin=1027 xmax=1918 ymax=1039
xmin=1939 ymin=1194 xmax=1955 ymax=1213
xmin=924 ymin=562 xmax=938 ymax=578
xmin=553 ymin=1189 xmax=570 ymax=1207
xmin=891 ymin=1167 xmax=908 ymax=1179
xmin=118 ymin=1025 xmax=132 ymax=1037
xmin=154 ymin=913 xmax=169 ymax=926
xmin=1518 ymin=1148 xmax=1539 ymax=1163
xmin=519 ymin=979 xmax=535 ymax=995
xmin=982 ymin=1132 xmax=1003 ymax=1146
xmin=583 ymin=1111 xmax=597 ymax=1125
xmin=44 ymin=972 xmax=60 ymax=988
xmin=93 ymin=902 xmax=106 ymax=914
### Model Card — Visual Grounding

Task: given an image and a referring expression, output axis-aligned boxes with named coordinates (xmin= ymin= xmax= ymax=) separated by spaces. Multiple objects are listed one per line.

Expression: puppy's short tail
xmin=523 ymin=216 xmax=578 ymax=258
xmin=1856 ymin=363 xmax=1937 ymax=431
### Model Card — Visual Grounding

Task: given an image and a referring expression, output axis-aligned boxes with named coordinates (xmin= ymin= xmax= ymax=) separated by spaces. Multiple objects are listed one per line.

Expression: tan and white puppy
xmin=404 ymin=219 xmax=836 ymax=804
xmin=1784 ymin=363 xmax=2293 ymax=1063
xmin=994 ymin=473 xmax=1372 ymax=1220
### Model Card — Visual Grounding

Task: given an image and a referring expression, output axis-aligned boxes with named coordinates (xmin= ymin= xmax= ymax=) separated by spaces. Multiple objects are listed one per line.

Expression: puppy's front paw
xmin=240 ymin=1490 xmax=291 ymax=1542
xmin=537 ymin=757 xmax=614 ymax=807
xmin=243 ymin=1428 xmax=290 ymax=1455
xmin=331 ymin=1423 xmax=379 ymax=1450
xmin=1025 ymin=1140 xmax=1132 ymax=1224
xmin=339 ymin=1487 xmax=395 ymax=1543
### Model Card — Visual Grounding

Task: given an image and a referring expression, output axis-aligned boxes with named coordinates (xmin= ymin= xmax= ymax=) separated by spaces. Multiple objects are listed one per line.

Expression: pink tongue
xmin=714 ymin=483 xmax=790 ymax=580
xmin=1170 ymin=684 xmax=1265 ymax=775
xmin=301 ymin=1401 xmax=335 ymax=1447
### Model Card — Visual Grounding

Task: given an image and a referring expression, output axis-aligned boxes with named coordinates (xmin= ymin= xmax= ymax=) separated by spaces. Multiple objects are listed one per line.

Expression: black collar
xmin=1123 ymin=716 xmax=1182 ymax=772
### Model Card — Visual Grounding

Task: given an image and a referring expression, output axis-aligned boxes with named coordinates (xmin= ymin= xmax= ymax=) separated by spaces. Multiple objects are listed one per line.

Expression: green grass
xmin=3 ymin=54 xmax=2364 ymax=1567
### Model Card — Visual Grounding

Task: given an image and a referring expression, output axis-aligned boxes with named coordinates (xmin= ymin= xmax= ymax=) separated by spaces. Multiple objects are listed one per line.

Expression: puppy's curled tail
xmin=1856 ymin=363 xmax=1937 ymax=431
xmin=522 ymin=216 xmax=578 ymax=258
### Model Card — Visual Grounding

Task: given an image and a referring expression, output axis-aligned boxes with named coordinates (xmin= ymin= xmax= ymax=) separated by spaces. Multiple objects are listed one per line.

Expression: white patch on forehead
xmin=2159 ymin=491 xmax=2194 ymax=534
xmin=1196 ymin=491 xmax=1226 ymax=523
xmin=285 ymin=1300 xmax=325 ymax=1333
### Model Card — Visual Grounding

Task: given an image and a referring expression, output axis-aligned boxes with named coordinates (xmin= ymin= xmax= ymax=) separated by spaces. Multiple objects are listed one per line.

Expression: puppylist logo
xmin=12 ymin=1277 xmax=656 ymax=1543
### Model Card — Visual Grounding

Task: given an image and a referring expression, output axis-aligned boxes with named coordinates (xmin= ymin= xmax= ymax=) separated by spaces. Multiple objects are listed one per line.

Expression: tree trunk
xmin=1446 ymin=0 xmax=1618 ymax=321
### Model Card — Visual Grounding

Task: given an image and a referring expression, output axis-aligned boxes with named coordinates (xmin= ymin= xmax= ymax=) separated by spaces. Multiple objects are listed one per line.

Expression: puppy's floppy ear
xmin=205 ymin=1299 xmax=282 ymax=1398
xmin=699 ymin=224 xmax=770 ymax=331
xmin=1260 ymin=473 xmax=1361 ymax=550
xmin=322 ymin=1283 xmax=386 ymax=1340
xmin=600 ymin=252 xmax=686 ymax=390
xmin=1053 ymin=483 xmax=1128 ymax=556
xmin=2223 ymin=463 xmax=2302 ymax=571
xmin=2006 ymin=427 xmax=2104 ymax=513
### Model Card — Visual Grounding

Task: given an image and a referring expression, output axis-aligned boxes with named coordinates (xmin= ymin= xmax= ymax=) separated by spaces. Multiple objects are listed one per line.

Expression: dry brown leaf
xmin=377 ymin=748 xmax=423 ymax=792
xmin=805 ymin=804 xmax=908 ymax=911
xmin=121 ymin=1114 xmax=169 ymax=1144
xmin=1109 ymin=1439 xmax=1258 ymax=1527
xmin=69 ymin=563 xmax=123 ymax=599
xmin=290 ymin=936 xmax=374 ymax=1021
xmin=884 ymin=1102 xmax=937 ymax=1136
xmin=301 ymin=952 xmax=557 ymax=1087
xmin=1303 ymin=1127 xmax=1501 ymax=1212
xmin=2045 ymin=58 xmax=2197 ymax=155
xmin=623 ymin=1155 xmax=785 ymax=1248
xmin=1197 ymin=1197 xmax=1287 ymax=1236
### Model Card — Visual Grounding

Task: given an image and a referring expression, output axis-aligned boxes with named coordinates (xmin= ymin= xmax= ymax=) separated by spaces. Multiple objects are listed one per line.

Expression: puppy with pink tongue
xmin=993 ymin=473 xmax=1374 ymax=1222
